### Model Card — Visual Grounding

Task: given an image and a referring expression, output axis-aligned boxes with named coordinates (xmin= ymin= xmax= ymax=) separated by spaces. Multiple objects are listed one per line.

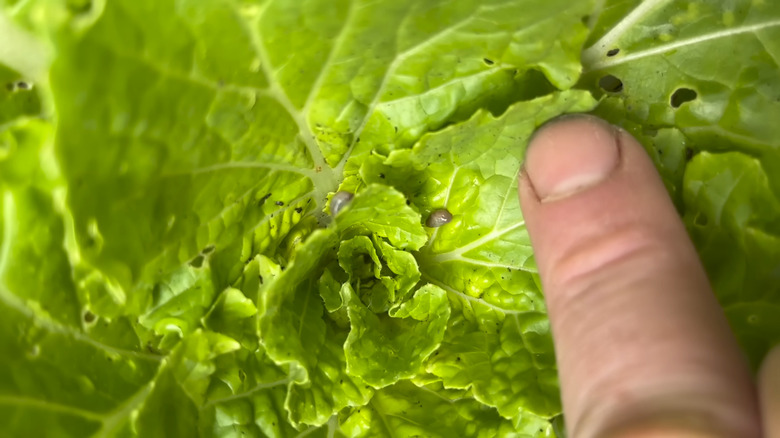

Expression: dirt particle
xmin=258 ymin=193 xmax=272 ymax=206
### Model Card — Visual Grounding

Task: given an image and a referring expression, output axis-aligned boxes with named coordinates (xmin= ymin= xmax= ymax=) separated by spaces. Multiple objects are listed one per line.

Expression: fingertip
xmin=524 ymin=114 xmax=620 ymax=202
xmin=518 ymin=114 xmax=761 ymax=438
xmin=759 ymin=344 xmax=780 ymax=436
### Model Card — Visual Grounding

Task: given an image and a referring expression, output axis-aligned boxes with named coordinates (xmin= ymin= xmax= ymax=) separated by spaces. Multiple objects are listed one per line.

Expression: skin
xmin=517 ymin=115 xmax=779 ymax=438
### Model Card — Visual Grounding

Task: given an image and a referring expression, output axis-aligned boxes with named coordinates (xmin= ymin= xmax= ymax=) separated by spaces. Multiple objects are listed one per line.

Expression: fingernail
xmin=525 ymin=114 xmax=620 ymax=202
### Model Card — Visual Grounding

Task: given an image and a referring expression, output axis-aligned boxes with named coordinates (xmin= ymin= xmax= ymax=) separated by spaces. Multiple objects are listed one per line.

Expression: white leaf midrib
xmin=581 ymin=0 xmax=674 ymax=65
xmin=586 ymin=19 xmax=780 ymax=71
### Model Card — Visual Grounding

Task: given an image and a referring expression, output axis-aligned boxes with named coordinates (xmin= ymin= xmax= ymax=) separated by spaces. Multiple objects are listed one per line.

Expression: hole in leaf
xmin=670 ymin=88 xmax=697 ymax=108
xmin=258 ymin=193 xmax=271 ymax=207
xmin=483 ymin=58 xmax=494 ymax=65
xmin=202 ymin=245 xmax=215 ymax=254
xmin=598 ymin=74 xmax=623 ymax=92
xmin=190 ymin=254 xmax=205 ymax=268
xmin=606 ymin=48 xmax=620 ymax=57
xmin=66 ymin=0 xmax=91 ymax=13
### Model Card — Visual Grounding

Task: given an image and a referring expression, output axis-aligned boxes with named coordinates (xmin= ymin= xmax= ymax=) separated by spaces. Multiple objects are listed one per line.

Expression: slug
xmin=426 ymin=209 xmax=452 ymax=228
xmin=330 ymin=191 xmax=354 ymax=216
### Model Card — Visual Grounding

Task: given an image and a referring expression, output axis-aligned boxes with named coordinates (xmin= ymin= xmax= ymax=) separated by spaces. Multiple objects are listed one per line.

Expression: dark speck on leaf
xmin=15 ymin=81 xmax=31 ymax=90
xmin=379 ymin=173 xmax=385 ymax=179
xmin=83 ymin=311 xmax=95 ymax=323
xmin=406 ymin=199 xmax=411 ymax=205
xmin=483 ymin=58 xmax=494 ymax=65
xmin=275 ymin=201 xmax=284 ymax=206
xmin=606 ymin=48 xmax=620 ymax=57
xmin=258 ymin=193 xmax=271 ymax=206
xmin=295 ymin=207 xmax=303 ymax=214
xmin=685 ymin=147 xmax=694 ymax=161
xmin=258 ymin=275 xmax=264 ymax=284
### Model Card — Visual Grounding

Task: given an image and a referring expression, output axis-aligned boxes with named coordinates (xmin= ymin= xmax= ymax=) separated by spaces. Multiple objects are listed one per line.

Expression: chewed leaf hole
xmin=6 ymin=81 xmax=33 ymax=92
xmin=598 ymin=74 xmax=623 ymax=92
xmin=606 ymin=48 xmax=620 ymax=57
xmin=189 ymin=254 xmax=205 ymax=268
xmin=671 ymin=88 xmax=697 ymax=108
xmin=67 ymin=0 xmax=92 ymax=13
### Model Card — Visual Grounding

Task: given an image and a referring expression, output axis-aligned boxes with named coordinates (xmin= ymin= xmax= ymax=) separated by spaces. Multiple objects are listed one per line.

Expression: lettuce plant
xmin=1 ymin=0 xmax=779 ymax=436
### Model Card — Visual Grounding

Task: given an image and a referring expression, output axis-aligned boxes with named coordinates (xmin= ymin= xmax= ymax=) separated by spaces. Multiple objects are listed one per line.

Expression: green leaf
xmin=338 ymin=236 xmax=395 ymax=313
xmin=339 ymin=380 xmax=550 ymax=438
xmin=169 ymin=329 xmax=242 ymax=407
xmin=0 ymin=63 xmax=41 ymax=126
xmin=396 ymin=91 xmax=595 ymax=418
xmin=683 ymin=151 xmax=780 ymax=369
xmin=0 ymin=188 xmax=161 ymax=436
xmin=335 ymin=184 xmax=427 ymax=251
xmin=12 ymin=0 xmax=780 ymax=436
xmin=253 ymin=230 xmax=373 ymax=427
xmin=342 ymin=283 xmax=450 ymax=388
xmin=137 ymin=262 xmax=217 ymax=351
xmin=582 ymin=0 xmax=780 ymax=208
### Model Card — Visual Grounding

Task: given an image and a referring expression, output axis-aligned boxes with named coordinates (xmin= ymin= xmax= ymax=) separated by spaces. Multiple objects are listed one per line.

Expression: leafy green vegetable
xmin=1 ymin=0 xmax=779 ymax=436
